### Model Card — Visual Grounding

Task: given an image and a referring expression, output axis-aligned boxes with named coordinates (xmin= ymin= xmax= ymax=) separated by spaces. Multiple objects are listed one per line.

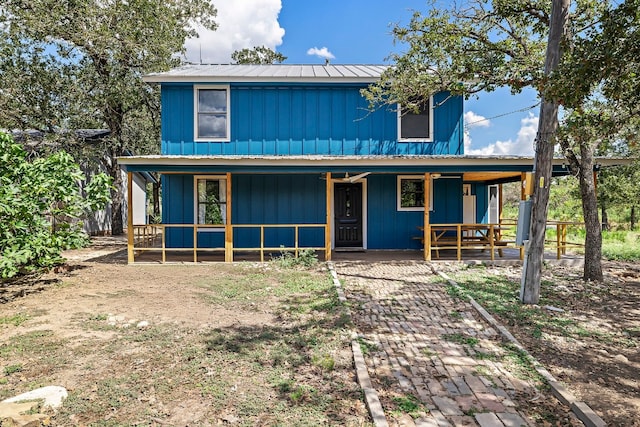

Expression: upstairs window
xmin=194 ymin=176 xmax=227 ymax=227
xmin=398 ymin=97 xmax=433 ymax=142
xmin=194 ymin=85 xmax=230 ymax=141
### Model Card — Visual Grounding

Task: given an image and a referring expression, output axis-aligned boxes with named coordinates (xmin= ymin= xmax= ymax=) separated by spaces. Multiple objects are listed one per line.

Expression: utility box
xmin=516 ymin=200 xmax=532 ymax=246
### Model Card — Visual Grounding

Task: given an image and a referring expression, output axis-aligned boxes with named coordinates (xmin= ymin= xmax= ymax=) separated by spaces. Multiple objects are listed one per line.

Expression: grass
xmin=43 ymin=263 xmax=368 ymax=426
xmin=602 ymin=231 xmax=640 ymax=261
xmin=442 ymin=333 xmax=479 ymax=347
xmin=445 ymin=268 xmax=617 ymax=344
xmin=0 ymin=313 xmax=30 ymax=327
xmin=390 ymin=394 xmax=428 ymax=419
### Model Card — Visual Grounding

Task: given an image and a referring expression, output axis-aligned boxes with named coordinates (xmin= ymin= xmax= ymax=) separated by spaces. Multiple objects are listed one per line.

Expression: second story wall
xmin=161 ymin=83 xmax=463 ymax=156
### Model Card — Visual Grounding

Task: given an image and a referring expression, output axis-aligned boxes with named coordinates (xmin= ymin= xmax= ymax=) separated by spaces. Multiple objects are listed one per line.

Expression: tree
xmin=0 ymin=132 xmax=111 ymax=279
xmin=521 ymin=0 xmax=570 ymax=301
xmin=231 ymin=46 xmax=287 ymax=64
xmin=555 ymin=106 xmax=606 ymax=280
xmin=363 ymin=0 xmax=585 ymax=302
xmin=0 ymin=0 xmax=218 ymax=235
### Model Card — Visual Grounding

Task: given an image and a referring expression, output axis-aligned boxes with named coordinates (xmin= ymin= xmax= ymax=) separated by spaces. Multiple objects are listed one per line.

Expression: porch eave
xmin=117 ymin=154 xmax=630 ymax=175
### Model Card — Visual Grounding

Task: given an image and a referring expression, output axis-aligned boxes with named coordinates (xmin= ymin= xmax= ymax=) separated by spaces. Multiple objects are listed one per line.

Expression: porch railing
xmin=129 ymin=223 xmax=327 ymax=263
xmin=421 ymin=220 xmax=585 ymax=261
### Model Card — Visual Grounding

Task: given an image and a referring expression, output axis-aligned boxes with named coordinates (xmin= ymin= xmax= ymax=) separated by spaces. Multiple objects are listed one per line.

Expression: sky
xmin=184 ymin=0 xmax=542 ymax=156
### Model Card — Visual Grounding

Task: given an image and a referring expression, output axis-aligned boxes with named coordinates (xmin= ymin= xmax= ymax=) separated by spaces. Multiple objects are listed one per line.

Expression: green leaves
xmin=0 ymin=132 xmax=112 ymax=279
xmin=231 ymin=46 xmax=287 ymax=64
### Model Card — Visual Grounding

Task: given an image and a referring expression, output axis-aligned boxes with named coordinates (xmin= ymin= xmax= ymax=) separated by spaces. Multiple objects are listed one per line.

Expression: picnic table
xmin=415 ymin=223 xmax=511 ymax=260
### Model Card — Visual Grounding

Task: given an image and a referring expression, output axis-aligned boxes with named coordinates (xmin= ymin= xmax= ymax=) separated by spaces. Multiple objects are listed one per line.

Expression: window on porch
xmin=195 ymin=176 xmax=227 ymax=226
xmin=397 ymin=175 xmax=434 ymax=211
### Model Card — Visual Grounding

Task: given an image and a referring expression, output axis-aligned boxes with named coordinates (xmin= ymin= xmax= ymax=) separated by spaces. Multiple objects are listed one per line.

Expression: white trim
xmin=117 ymin=155 xmax=632 ymax=169
xmin=194 ymin=85 xmax=230 ymax=142
xmin=488 ymin=184 xmax=500 ymax=224
xmin=193 ymin=175 xmax=227 ymax=232
xmin=397 ymin=97 xmax=434 ymax=142
xmin=397 ymin=175 xmax=433 ymax=212
xmin=331 ymin=178 xmax=368 ymax=250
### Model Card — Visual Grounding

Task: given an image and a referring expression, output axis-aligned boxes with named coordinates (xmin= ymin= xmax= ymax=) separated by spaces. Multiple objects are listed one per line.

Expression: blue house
xmin=119 ymin=64 xmax=577 ymax=263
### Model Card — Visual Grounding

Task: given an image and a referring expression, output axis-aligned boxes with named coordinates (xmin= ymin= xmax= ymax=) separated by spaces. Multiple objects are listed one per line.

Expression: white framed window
xmin=397 ymin=97 xmax=434 ymax=142
xmin=194 ymin=85 xmax=230 ymax=141
xmin=194 ymin=175 xmax=227 ymax=230
xmin=397 ymin=175 xmax=434 ymax=211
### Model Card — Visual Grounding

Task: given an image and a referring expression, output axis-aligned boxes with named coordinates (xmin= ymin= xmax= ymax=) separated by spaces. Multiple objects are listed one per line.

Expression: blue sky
xmin=185 ymin=0 xmax=542 ymax=156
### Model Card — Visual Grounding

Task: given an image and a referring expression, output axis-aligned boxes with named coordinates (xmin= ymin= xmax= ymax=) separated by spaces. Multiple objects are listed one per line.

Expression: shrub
xmin=0 ymin=132 xmax=112 ymax=278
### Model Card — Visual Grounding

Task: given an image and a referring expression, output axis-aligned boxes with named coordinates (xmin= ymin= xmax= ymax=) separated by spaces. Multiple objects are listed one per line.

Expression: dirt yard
xmin=1 ymin=239 xmax=638 ymax=426
xmin=0 ymin=241 xmax=369 ymax=426
xmin=443 ymin=260 xmax=640 ymax=427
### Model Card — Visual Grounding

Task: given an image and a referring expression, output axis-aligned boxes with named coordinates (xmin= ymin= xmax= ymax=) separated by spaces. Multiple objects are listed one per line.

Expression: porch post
xmin=325 ymin=172 xmax=332 ymax=261
xmin=424 ymin=173 xmax=431 ymax=261
xmin=127 ymin=172 xmax=134 ymax=263
xmin=225 ymin=172 xmax=233 ymax=262
xmin=520 ymin=172 xmax=527 ymax=260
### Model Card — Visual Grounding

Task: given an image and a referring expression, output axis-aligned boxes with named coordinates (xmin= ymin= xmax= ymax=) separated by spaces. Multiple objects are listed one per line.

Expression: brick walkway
xmin=334 ymin=260 xmax=546 ymax=427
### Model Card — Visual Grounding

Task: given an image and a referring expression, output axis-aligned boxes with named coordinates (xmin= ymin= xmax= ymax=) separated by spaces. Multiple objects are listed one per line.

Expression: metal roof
xmin=143 ymin=64 xmax=388 ymax=84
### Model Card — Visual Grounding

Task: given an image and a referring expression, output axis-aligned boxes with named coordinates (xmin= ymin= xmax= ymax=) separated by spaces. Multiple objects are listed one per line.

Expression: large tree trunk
xmin=578 ymin=145 xmax=603 ymax=281
xmin=110 ymin=163 xmax=124 ymax=235
xmin=520 ymin=0 xmax=570 ymax=304
xmin=153 ymin=179 xmax=160 ymax=220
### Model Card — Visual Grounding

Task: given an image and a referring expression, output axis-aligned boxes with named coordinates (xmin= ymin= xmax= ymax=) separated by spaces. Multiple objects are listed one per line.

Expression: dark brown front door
xmin=334 ymin=182 xmax=363 ymax=248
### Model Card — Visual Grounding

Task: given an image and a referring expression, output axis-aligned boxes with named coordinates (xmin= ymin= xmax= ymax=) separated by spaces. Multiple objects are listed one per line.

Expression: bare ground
xmin=0 ymin=240 xmax=369 ymax=426
xmin=1 ymin=239 xmax=639 ymax=426
xmin=444 ymin=260 xmax=640 ymax=427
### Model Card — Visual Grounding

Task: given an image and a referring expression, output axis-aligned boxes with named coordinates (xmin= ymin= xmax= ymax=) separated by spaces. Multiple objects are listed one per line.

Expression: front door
xmin=334 ymin=182 xmax=363 ymax=248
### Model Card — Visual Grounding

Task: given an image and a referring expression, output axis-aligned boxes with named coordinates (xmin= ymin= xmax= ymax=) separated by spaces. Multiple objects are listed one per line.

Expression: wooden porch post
xmin=424 ymin=173 xmax=431 ymax=261
xmin=325 ymin=172 xmax=332 ymax=261
xmin=225 ymin=172 xmax=233 ymax=262
xmin=127 ymin=172 xmax=134 ymax=263
xmin=520 ymin=172 xmax=527 ymax=200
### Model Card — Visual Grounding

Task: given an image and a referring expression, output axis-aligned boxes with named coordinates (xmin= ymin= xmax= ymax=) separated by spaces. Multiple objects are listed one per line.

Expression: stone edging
xmin=327 ymin=262 xmax=389 ymax=427
xmin=433 ymin=267 xmax=607 ymax=427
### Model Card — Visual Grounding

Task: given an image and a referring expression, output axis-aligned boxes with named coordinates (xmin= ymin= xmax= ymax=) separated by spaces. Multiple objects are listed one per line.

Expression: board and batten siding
xmin=162 ymin=174 xmax=326 ymax=249
xmin=161 ymin=84 xmax=463 ymax=156
xmin=366 ymin=175 xmax=463 ymax=249
xmin=162 ymin=173 xmax=464 ymax=250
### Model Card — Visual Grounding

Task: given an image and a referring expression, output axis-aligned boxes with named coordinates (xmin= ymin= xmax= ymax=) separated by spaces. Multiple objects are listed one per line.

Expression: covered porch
xmin=117 ymin=155 xmax=602 ymax=264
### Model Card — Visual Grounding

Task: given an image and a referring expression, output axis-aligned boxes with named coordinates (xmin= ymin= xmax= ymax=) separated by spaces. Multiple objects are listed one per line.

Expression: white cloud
xmin=306 ymin=47 xmax=335 ymax=60
xmin=184 ymin=0 xmax=285 ymax=64
xmin=467 ymin=113 xmax=538 ymax=156
xmin=464 ymin=111 xmax=490 ymax=129
xmin=464 ymin=111 xmax=490 ymax=153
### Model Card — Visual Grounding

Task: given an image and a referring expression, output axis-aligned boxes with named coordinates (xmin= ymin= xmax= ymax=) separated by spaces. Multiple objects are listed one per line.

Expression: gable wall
xmin=161 ymin=83 xmax=463 ymax=156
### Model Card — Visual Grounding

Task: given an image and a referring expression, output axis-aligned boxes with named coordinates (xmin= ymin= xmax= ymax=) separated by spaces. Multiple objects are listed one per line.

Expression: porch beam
xmin=424 ymin=173 xmax=431 ymax=261
xmin=325 ymin=172 xmax=332 ymax=261
xmin=127 ymin=172 xmax=134 ymax=263
xmin=225 ymin=172 xmax=233 ymax=262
